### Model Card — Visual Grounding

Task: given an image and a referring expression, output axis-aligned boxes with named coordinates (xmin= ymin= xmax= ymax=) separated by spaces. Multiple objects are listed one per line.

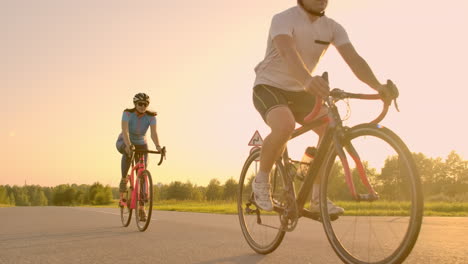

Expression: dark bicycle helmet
xmin=133 ymin=93 xmax=150 ymax=103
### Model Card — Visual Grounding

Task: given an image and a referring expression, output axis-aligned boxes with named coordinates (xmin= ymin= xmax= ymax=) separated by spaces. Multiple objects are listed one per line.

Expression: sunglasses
xmin=137 ymin=102 xmax=148 ymax=107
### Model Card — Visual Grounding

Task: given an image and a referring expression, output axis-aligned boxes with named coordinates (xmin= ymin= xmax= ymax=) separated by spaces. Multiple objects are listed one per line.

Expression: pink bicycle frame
xmin=118 ymin=155 xmax=147 ymax=209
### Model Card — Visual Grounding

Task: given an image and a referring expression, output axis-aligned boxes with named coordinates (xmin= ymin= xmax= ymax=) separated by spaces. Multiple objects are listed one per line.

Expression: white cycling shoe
xmin=310 ymin=199 xmax=345 ymax=215
xmin=252 ymin=180 xmax=274 ymax=211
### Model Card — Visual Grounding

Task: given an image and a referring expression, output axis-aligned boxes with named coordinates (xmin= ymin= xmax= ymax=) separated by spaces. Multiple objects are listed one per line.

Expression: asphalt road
xmin=0 ymin=207 xmax=467 ymax=264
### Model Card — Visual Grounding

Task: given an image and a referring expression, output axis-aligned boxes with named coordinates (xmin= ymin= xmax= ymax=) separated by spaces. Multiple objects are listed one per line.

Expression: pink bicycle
xmin=120 ymin=147 xmax=166 ymax=232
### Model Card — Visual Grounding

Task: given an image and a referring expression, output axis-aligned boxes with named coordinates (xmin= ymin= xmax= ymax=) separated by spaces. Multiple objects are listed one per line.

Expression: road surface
xmin=0 ymin=207 xmax=466 ymax=264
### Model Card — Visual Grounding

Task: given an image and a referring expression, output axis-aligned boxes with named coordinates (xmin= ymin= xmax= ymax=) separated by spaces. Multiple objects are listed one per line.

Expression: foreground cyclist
xmin=116 ymin=93 xmax=162 ymax=221
xmin=252 ymin=0 xmax=394 ymax=212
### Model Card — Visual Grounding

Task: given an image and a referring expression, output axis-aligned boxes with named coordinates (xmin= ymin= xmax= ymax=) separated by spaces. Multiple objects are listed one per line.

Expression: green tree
xmin=379 ymin=155 xmax=412 ymax=200
xmin=153 ymin=183 xmax=162 ymax=201
xmin=42 ymin=187 xmax=53 ymax=204
xmin=166 ymin=181 xmax=193 ymax=200
xmin=442 ymin=151 xmax=468 ymax=196
xmin=191 ymin=186 xmax=205 ymax=201
xmin=89 ymin=182 xmax=112 ymax=205
xmin=323 ymin=161 xmax=348 ymax=200
xmin=52 ymin=184 xmax=76 ymax=205
xmin=93 ymin=186 xmax=113 ymax=205
xmin=205 ymin=179 xmax=222 ymax=201
xmin=29 ymin=186 xmax=48 ymax=206
xmin=223 ymin=178 xmax=238 ymax=201
xmin=9 ymin=193 xmax=15 ymax=205
xmin=13 ymin=186 xmax=30 ymax=206
xmin=0 ymin=186 xmax=10 ymax=204
xmin=158 ymin=184 xmax=170 ymax=200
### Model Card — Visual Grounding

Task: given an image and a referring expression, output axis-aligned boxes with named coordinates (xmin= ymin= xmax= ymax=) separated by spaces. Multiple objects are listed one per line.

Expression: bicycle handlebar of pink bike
xmin=303 ymin=74 xmax=397 ymax=124
xmin=134 ymin=147 xmax=166 ymax=166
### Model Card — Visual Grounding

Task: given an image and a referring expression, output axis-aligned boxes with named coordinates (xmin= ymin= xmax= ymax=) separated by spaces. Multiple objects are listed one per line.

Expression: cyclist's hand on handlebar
xmin=156 ymin=144 xmax=162 ymax=152
xmin=377 ymin=80 xmax=399 ymax=103
xmin=125 ymin=145 xmax=134 ymax=157
xmin=305 ymin=76 xmax=330 ymax=97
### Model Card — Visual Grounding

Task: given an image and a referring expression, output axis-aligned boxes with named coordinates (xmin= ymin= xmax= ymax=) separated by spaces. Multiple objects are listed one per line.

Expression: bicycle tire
xmin=135 ymin=170 xmax=153 ymax=232
xmin=320 ymin=124 xmax=423 ymax=264
xmin=120 ymin=188 xmax=132 ymax=227
xmin=237 ymin=148 xmax=286 ymax=254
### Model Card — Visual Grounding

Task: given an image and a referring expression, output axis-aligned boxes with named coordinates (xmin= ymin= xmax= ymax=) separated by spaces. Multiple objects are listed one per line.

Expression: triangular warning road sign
xmin=248 ymin=130 xmax=263 ymax=146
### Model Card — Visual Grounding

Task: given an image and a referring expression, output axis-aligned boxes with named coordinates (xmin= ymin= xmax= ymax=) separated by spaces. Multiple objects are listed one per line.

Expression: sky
xmin=2 ymin=0 xmax=468 ymax=187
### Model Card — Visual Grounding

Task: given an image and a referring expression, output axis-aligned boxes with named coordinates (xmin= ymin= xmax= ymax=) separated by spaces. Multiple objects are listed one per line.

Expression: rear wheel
xmin=237 ymin=148 xmax=287 ymax=254
xmin=320 ymin=124 xmax=423 ymax=264
xmin=135 ymin=170 xmax=153 ymax=232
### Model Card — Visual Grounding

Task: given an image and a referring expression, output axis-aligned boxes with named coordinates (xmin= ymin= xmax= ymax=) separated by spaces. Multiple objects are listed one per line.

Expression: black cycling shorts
xmin=252 ymin=84 xmax=316 ymax=125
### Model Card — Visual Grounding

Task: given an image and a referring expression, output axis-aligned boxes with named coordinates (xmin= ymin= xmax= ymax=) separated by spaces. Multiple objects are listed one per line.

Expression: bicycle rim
xmin=120 ymin=188 xmax=132 ymax=227
xmin=135 ymin=170 xmax=153 ymax=232
xmin=320 ymin=124 xmax=423 ymax=264
xmin=237 ymin=149 xmax=286 ymax=254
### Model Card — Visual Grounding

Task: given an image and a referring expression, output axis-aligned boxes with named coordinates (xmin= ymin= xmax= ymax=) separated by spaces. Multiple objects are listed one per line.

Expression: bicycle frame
xmin=278 ymin=90 xmax=392 ymax=215
xmin=127 ymin=153 xmax=148 ymax=210
xmin=282 ymin=117 xmax=334 ymax=211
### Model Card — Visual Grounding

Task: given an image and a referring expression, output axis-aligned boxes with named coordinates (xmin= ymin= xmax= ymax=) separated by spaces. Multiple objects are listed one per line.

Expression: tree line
xmin=0 ymin=183 xmax=113 ymax=206
xmin=325 ymin=151 xmax=468 ymax=202
xmin=1 ymin=151 xmax=467 ymax=206
xmin=0 ymin=178 xmax=239 ymax=206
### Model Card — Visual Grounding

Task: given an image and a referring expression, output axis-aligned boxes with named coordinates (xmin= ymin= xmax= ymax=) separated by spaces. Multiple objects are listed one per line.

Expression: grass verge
xmin=151 ymin=200 xmax=468 ymax=216
xmin=6 ymin=200 xmax=468 ymax=216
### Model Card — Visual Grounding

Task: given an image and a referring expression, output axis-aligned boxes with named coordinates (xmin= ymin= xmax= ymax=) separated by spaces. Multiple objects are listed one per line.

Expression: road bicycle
xmin=238 ymin=75 xmax=423 ymax=264
xmin=120 ymin=147 xmax=166 ymax=232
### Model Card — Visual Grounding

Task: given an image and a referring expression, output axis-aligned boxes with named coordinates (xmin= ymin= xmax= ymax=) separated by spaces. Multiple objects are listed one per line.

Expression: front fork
xmin=334 ymin=127 xmax=379 ymax=201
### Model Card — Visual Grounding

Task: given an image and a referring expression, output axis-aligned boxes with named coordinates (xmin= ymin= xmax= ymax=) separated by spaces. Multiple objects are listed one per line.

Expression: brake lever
xmin=393 ymin=98 xmax=400 ymax=112
xmin=385 ymin=79 xmax=400 ymax=112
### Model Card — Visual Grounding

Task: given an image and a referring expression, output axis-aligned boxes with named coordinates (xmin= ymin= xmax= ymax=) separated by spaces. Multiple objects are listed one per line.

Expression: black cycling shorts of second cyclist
xmin=252 ymin=84 xmax=316 ymax=125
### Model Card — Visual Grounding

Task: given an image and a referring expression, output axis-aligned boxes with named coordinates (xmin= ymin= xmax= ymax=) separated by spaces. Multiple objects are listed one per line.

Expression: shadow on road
xmin=192 ymin=253 xmax=265 ymax=264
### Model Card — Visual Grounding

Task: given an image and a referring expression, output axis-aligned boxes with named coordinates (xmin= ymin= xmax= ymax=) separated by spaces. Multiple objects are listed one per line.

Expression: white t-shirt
xmin=254 ymin=5 xmax=350 ymax=92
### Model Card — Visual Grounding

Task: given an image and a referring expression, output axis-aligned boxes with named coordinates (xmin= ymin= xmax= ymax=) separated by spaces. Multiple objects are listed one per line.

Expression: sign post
xmin=248 ymin=130 xmax=264 ymax=170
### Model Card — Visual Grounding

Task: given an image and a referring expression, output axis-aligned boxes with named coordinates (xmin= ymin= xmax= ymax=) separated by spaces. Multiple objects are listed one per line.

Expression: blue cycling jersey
xmin=117 ymin=110 xmax=156 ymax=146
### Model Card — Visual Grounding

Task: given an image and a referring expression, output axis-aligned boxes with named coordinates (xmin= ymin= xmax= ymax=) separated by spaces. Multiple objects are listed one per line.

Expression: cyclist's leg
xmin=260 ymin=107 xmax=295 ymax=177
xmin=252 ymin=85 xmax=295 ymax=210
xmin=117 ymin=142 xmax=132 ymax=200
xmin=253 ymin=85 xmax=295 ymax=176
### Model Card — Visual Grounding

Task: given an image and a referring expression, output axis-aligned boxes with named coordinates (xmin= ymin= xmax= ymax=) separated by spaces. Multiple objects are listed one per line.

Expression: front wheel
xmin=120 ymin=179 xmax=132 ymax=227
xmin=237 ymin=148 xmax=287 ymax=254
xmin=320 ymin=124 xmax=423 ymax=264
xmin=135 ymin=170 xmax=153 ymax=232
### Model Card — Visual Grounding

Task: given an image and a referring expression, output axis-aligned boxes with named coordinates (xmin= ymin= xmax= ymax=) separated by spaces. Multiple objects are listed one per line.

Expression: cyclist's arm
xmin=273 ymin=35 xmax=329 ymax=97
xmin=121 ymin=120 xmax=132 ymax=147
xmin=150 ymin=124 xmax=160 ymax=149
xmin=336 ymin=43 xmax=383 ymax=91
xmin=273 ymin=35 xmax=311 ymax=86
